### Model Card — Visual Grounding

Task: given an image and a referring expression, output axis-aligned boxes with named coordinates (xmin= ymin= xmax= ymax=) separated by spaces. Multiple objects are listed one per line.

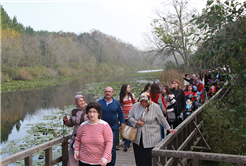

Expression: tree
xmin=191 ymin=0 xmax=246 ymax=154
xmin=145 ymin=0 xmax=197 ymax=66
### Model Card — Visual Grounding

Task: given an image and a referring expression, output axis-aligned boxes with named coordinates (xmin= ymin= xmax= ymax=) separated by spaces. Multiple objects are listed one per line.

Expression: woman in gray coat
xmin=63 ymin=95 xmax=88 ymax=166
xmin=128 ymin=92 xmax=177 ymax=166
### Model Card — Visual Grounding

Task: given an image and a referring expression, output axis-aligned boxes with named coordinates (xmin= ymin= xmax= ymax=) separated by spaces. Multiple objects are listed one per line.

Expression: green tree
xmin=191 ymin=0 xmax=246 ymax=155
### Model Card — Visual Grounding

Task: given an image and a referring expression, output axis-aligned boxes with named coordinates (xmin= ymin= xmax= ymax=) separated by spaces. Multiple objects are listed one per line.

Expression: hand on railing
xmin=168 ymin=129 xmax=177 ymax=135
xmin=74 ymin=151 xmax=79 ymax=161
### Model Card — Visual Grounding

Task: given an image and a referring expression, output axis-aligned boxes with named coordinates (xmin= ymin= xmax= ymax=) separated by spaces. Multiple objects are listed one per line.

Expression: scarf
xmin=74 ymin=95 xmax=87 ymax=110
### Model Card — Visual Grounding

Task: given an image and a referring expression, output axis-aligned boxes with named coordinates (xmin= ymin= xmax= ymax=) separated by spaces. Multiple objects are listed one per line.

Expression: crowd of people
xmin=62 ymin=66 xmax=231 ymax=166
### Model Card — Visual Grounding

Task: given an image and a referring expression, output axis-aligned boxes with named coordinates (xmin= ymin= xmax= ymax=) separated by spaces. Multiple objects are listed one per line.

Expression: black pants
xmin=133 ymin=135 xmax=153 ymax=166
xmin=79 ymin=161 xmax=100 ymax=166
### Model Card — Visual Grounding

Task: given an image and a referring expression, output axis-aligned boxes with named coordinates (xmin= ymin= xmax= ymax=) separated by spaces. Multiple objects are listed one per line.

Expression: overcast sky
xmin=2 ymin=0 xmax=243 ymax=49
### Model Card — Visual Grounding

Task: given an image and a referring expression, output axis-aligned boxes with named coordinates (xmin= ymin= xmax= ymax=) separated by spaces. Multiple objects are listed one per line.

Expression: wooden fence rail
xmin=1 ymin=134 xmax=72 ymax=166
xmin=152 ymin=83 xmax=246 ymax=166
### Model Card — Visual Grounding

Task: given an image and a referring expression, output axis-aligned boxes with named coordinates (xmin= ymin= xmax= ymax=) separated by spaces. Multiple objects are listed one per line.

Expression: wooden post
xmin=45 ymin=148 xmax=52 ymax=166
xmin=152 ymin=156 xmax=158 ymax=166
xmin=62 ymin=141 xmax=69 ymax=166
xmin=25 ymin=156 xmax=32 ymax=166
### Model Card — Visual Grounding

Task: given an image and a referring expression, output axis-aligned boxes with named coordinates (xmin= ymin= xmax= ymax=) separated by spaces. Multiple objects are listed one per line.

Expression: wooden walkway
xmin=116 ymin=145 xmax=136 ymax=166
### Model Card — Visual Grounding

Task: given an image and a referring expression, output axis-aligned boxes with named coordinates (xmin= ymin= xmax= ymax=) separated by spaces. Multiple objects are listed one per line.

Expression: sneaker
xmin=124 ymin=146 xmax=128 ymax=152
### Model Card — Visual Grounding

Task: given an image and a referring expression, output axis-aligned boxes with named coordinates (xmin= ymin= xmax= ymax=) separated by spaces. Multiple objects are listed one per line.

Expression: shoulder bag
xmin=158 ymin=94 xmax=167 ymax=115
xmin=121 ymin=119 xmax=138 ymax=141
xmin=121 ymin=108 xmax=147 ymax=141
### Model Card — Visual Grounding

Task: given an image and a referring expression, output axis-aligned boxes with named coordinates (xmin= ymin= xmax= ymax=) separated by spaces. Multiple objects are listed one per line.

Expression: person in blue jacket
xmin=98 ymin=87 xmax=125 ymax=166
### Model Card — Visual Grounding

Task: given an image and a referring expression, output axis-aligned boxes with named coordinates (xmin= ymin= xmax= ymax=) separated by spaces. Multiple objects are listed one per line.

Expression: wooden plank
xmin=62 ymin=141 xmax=69 ymax=166
xmin=25 ymin=156 xmax=32 ymax=166
xmin=193 ymin=146 xmax=211 ymax=151
xmin=45 ymin=148 xmax=52 ymax=166
xmin=152 ymin=150 xmax=246 ymax=164
xmin=52 ymin=156 xmax=62 ymax=165
xmin=193 ymin=121 xmax=210 ymax=149
xmin=115 ymin=145 xmax=135 ymax=166
xmin=1 ymin=134 xmax=72 ymax=166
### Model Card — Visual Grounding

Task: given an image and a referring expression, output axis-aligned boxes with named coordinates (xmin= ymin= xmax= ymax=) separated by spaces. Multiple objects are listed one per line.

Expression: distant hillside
xmin=1 ymin=5 xmax=151 ymax=82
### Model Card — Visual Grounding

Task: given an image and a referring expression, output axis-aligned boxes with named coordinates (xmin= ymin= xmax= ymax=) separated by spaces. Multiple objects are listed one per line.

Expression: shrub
xmin=1 ymin=72 xmax=10 ymax=82
xmin=57 ymin=67 xmax=69 ymax=76
xmin=161 ymin=69 xmax=185 ymax=88
xmin=17 ymin=68 xmax=32 ymax=80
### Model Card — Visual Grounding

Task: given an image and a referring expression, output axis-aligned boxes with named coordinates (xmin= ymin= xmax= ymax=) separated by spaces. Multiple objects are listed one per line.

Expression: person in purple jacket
xmin=63 ymin=94 xmax=88 ymax=166
xmin=97 ymin=87 xmax=125 ymax=166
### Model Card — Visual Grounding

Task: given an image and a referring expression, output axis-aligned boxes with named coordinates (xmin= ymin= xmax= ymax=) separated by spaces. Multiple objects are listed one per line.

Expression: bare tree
xmin=144 ymin=0 xmax=197 ymax=66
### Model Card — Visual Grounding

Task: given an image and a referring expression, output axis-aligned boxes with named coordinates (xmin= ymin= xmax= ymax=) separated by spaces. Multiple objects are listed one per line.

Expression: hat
xmin=192 ymin=74 xmax=196 ymax=77
xmin=139 ymin=92 xmax=151 ymax=104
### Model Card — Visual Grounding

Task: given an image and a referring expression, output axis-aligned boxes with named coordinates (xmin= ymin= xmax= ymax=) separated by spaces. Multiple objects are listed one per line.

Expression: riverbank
xmin=1 ymin=70 xmax=163 ymax=165
xmin=1 ymin=70 xmax=163 ymax=93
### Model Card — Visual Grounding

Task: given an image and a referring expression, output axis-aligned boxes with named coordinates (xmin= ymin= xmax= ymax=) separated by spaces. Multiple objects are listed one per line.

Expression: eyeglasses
xmin=88 ymin=111 xmax=98 ymax=114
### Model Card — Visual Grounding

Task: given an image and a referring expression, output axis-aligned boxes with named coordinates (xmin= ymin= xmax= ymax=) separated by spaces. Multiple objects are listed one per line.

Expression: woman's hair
xmin=185 ymin=84 xmax=195 ymax=92
xmin=172 ymin=79 xmax=180 ymax=91
xmin=119 ymin=84 xmax=135 ymax=106
xmin=150 ymin=83 xmax=160 ymax=99
xmin=86 ymin=102 xmax=102 ymax=119
xmin=143 ymin=83 xmax=151 ymax=92
xmin=162 ymin=85 xmax=172 ymax=95
xmin=197 ymin=73 xmax=202 ymax=81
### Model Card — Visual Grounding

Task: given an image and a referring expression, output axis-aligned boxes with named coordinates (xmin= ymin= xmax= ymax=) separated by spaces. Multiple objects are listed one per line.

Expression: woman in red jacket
xmin=184 ymin=85 xmax=199 ymax=110
xmin=150 ymin=83 xmax=167 ymax=139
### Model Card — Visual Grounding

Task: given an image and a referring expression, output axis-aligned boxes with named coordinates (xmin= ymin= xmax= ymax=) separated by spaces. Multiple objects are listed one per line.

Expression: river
xmin=0 ymin=69 xmax=163 ymax=160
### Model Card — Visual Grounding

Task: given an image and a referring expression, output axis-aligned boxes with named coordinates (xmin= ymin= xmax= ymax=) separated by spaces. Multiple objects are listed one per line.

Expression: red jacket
xmin=194 ymin=83 xmax=204 ymax=102
xmin=150 ymin=93 xmax=167 ymax=111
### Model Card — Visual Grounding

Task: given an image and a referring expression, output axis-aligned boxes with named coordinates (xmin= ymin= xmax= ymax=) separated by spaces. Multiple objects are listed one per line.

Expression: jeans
xmin=124 ymin=120 xmax=131 ymax=147
xmin=107 ymin=129 xmax=117 ymax=166
xmin=160 ymin=124 xmax=165 ymax=139
xmin=193 ymin=101 xmax=199 ymax=110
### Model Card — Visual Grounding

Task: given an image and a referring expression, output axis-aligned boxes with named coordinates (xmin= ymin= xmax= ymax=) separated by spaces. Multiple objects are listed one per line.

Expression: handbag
xmin=121 ymin=120 xmax=138 ymax=141
xmin=158 ymin=94 xmax=166 ymax=114
xmin=168 ymin=111 xmax=176 ymax=122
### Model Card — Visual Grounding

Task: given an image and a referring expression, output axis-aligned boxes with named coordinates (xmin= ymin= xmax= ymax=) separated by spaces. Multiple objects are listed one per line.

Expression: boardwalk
xmin=116 ymin=145 xmax=136 ymax=166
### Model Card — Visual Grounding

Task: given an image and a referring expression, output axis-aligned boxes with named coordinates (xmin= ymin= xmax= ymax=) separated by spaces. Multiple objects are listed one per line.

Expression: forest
xmin=1 ymin=6 xmax=149 ymax=82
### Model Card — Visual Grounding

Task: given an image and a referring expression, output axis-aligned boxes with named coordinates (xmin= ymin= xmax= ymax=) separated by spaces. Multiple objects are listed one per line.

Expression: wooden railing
xmin=1 ymin=134 xmax=72 ymax=166
xmin=152 ymin=85 xmax=246 ymax=166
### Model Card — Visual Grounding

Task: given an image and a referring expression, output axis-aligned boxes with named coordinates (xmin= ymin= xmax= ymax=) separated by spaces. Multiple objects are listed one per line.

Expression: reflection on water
xmin=1 ymin=72 xmax=136 ymax=144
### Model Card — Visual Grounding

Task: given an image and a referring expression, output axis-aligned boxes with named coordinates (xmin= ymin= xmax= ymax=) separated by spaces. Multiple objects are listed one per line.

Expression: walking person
xmin=161 ymin=85 xmax=176 ymax=131
xmin=204 ymin=70 xmax=212 ymax=93
xmin=194 ymin=78 xmax=205 ymax=103
xmin=138 ymin=83 xmax=151 ymax=102
xmin=128 ymin=92 xmax=177 ymax=166
xmin=118 ymin=84 xmax=137 ymax=152
xmin=74 ymin=102 xmax=113 ymax=166
xmin=154 ymin=79 xmax=162 ymax=91
xmin=149 ymin=83 xmax=167 ymax=139
xmin=170 ymin=79 xmax=186 ymax=128
xmin=63 ymin=95 xmax=88 ymax=166
xmin=184 ymin=85 xmax=199 ymax=110
xmin=97 ymin=87 xmax=125 ymax=166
